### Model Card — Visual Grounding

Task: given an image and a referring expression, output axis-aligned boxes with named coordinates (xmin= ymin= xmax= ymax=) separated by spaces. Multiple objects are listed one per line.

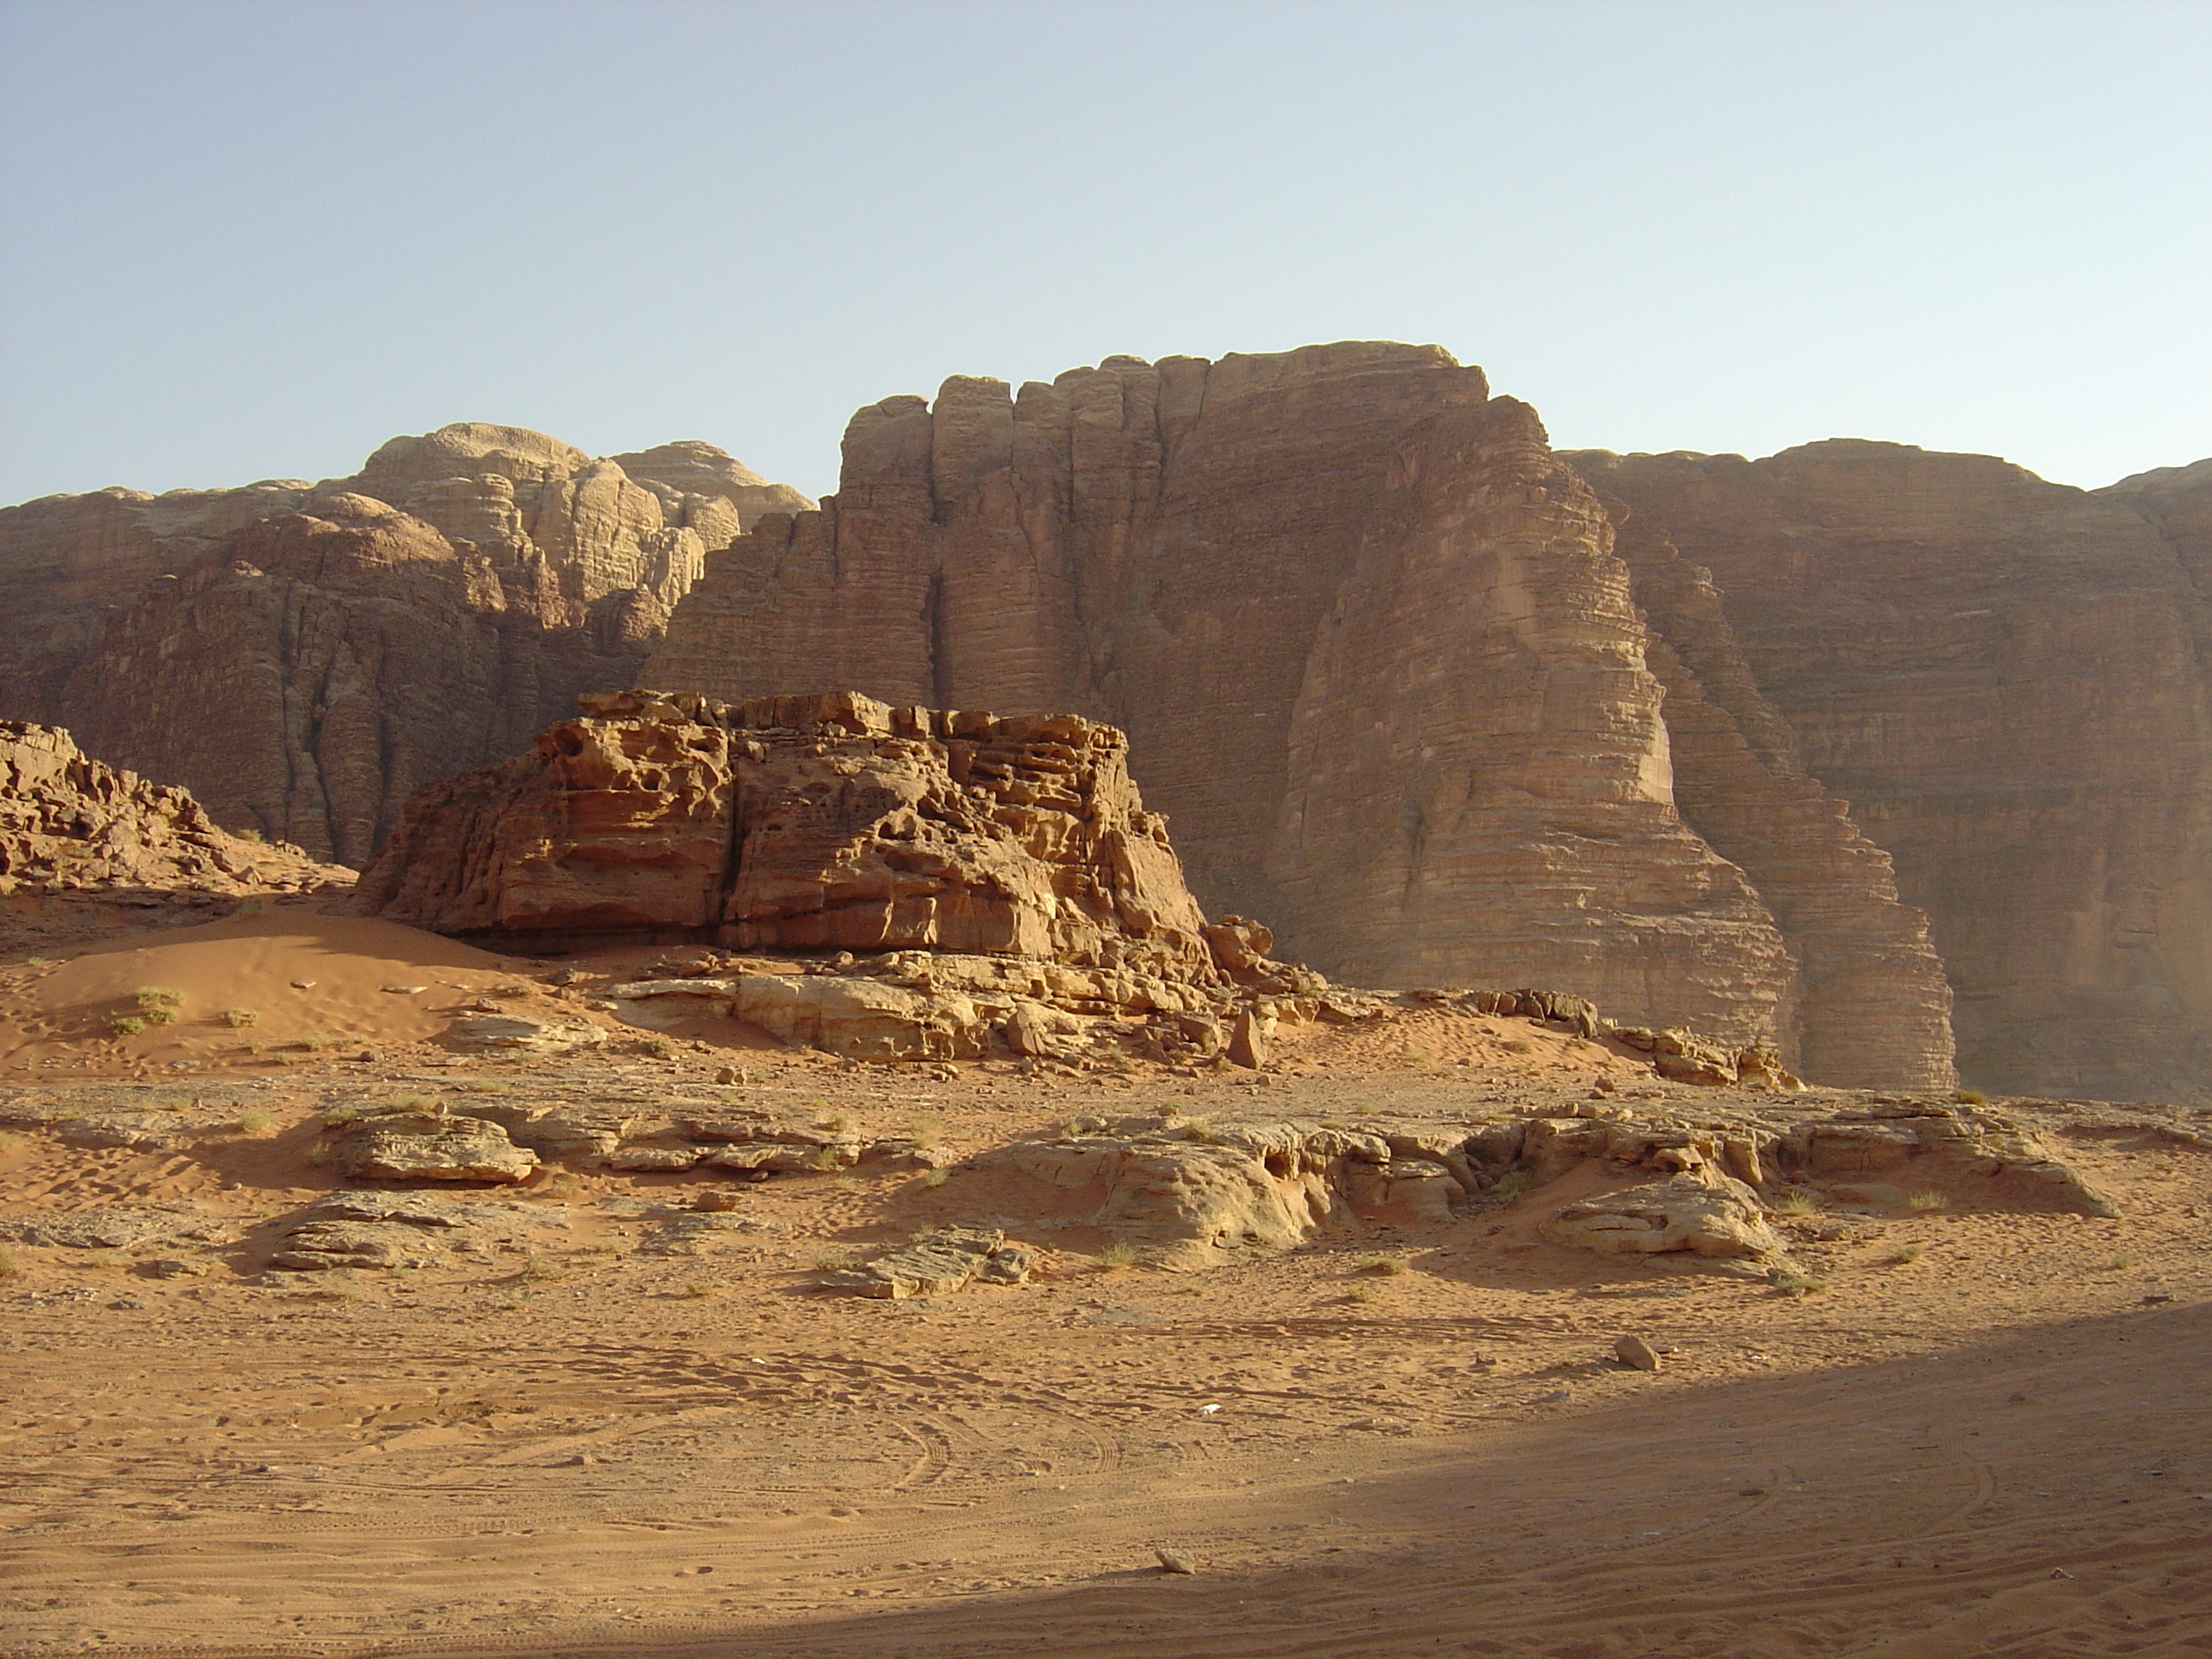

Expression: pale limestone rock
xmin=1539 ymin=1173 xmax=1784 ymax=1265
xmin=331 ymin=1111 xmax=538 ymax=1184
xmin=815 ymin=1227 xmax=1035 ymax=1298
xmin=448 ymin=1012 xmax=606 ymax=1056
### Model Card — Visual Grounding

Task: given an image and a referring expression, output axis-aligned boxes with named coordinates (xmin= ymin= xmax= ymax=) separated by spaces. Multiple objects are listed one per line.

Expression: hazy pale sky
xmin=2 ymin=0 xmax=2206 ymax=504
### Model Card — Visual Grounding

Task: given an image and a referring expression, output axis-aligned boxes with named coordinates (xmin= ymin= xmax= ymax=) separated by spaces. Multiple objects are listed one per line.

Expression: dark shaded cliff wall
xmin=1574 ymin=441 xmax=2212 ymax=1101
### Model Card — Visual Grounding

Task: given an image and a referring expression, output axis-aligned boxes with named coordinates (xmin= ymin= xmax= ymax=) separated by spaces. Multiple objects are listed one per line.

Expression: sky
xmin=1 ymin=0 xmax=2207 ymax=505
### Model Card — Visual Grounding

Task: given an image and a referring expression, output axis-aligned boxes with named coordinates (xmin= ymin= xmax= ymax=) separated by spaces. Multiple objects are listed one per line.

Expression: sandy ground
xmin=3 ymin=916 xmax=2210 ymax=1657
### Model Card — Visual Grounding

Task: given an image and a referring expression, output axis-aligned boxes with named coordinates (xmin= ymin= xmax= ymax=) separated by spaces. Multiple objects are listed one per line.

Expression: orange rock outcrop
xmin=352 ymin=689 xmax=1224 ymax=989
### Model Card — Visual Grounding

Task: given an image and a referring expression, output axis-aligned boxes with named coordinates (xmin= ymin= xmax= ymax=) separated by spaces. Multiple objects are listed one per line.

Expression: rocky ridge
xmin=1 ymin=721 xmax=350 ymax=903
xmin=0 ymin=423 xmax=808 ymax=865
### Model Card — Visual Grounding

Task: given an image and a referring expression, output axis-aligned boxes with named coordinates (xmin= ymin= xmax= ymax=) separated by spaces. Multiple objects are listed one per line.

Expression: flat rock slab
xmin=331 ymin=1111 xmax=538 ymax=1184
xmin=1540 ymin=1173 xmax=1784 ymax=1267
xmin=0 ymin=1206 xmax=217 ymax=1249
xmin=817 ymin=1226 xmax=1037 ymax=1299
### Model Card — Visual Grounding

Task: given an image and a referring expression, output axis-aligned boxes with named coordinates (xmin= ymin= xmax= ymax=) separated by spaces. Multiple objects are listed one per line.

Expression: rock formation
xmin=0 ymin=423 xmax=808 ymax=865
xmin=0 ymin=721 xmax=350 ymax=899
xmin=1573 ymin=440 xmax=2212 ymax=1101
xmin=645 ymin=345 xmax=1952 ymax=1085
xmin=353 ymin=688 xmax=1322 ymax=1061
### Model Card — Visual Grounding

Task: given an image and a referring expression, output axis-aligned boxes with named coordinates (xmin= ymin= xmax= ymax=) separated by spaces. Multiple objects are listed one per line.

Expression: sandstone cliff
xmin=647 ymin=346 xmax=1953 ymax=1083
xmin=0 ymin=425 xmax=808 ymax=867
xmin=1574 ymin=440 xmax=2212 ymax=1100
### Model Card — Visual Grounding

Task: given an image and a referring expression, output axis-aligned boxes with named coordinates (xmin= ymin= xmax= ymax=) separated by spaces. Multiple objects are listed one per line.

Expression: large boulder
xmin=1539 ymin=1173 xmax=1784 ymax=1266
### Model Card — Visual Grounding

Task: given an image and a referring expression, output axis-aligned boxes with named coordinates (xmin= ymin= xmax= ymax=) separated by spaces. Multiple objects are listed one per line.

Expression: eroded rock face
xmin=643 ymin=345 xmax=1941 ymax=1078
xmin=0 ymin=426 xmax=808 ymax=865
xmin=0 ymin=722 xmax=351 ymax=898
xmin=356 ymin=689 xmax=1220 ymax=979
xmin=1575 ymin=440 xmax=2212 ymax=1101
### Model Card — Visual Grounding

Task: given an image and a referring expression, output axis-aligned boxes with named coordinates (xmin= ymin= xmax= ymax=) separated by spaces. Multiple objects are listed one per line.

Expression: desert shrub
xmin=298 ymin=1033 xmax=333 ymax=1052
xmin=305 ymin=1142 xmax=330 ymax=1167
xmin=810 ymin=1247 xmax=853 ymax=1272
xmin=319 ymin=1106 xmax=360 ymax=1130
xmin=231 ymin=1110 xmax=275 ymax=1133
xmin=223 ymin=1009 xmax=259 ymax=1028
xmin=387 ymin=1092 xmax=439 ymax=1112
xmin=1179 ymin=1117 xmax=1222 ymax=1144
xmin=1342 ymin=1284 xmax=1377 ymax=1305
xmin=1778 ymin=1190 xmax=1819 ymax=1216
xmin=909 ymin=1111 xmax=946 ymax=1147
xmin=683 ymin=1282 xmax=716 ymax=1299
xmin=1489 ymin=1170 xmax=1531 ymax=1202
xmin=135 ymin=987 xmax=185 ymax=1011
xmin=84 ymin=1249 xmax=126 ymax=1270
xmin=1504 ymin=1039 xmax=1535 ymax=1055
xmin=233 ymin=827 xmax=265 ymax=844
xmin=1892 ymin=1243 xmax=1924 ymax=1264
xmin=1953 ymin=1088 xmax=1988 ymax=1105
xmin=109 ymin=1016 xmax=146 ymax=1038
xmin=916 ymin=1167 xmax=949 ymax=1189
xmin=0 ymin=1244 xmax=17 ymax=1278
xmin=1097 ymin=1240 xmax=1141 ymax=1269
xmin=1906 ymin=1190 xmax=1949 ymax=1213
xmin=1354 ymin=1254 xmax=1410 ymax=1276
xmin=1772 ymin=1272 xmax=1829 ymax=1295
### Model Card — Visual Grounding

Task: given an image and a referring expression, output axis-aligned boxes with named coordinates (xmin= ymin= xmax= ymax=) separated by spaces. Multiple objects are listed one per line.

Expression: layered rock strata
xmin=1575 ymin=441 xmax=2212 ymax=1100
xmin=354 ymin=688 xmax=1221 ymax=972
xmin=0 ymin=423 xmax=807 ymax=864
xmin=645 ymin=345 xmax=1951 ymax=1083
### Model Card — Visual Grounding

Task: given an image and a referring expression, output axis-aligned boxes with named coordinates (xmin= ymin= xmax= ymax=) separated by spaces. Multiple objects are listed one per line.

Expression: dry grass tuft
xmin=1097 ymin=1239 xmax=1142 ymax=1270
xmin=1354 ymin=1254 xmax=1411 ymax=1276
xmin=1906 ymin=1190 xmax=1949 ymax=1213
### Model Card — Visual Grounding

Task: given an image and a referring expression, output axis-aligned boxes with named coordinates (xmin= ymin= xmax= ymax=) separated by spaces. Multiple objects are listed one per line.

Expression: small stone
xmin=1154 ymin=1547 xmax=1198 ymax=1575
xmin=1615 ymin=1333 xmax=1662 ymax=1371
